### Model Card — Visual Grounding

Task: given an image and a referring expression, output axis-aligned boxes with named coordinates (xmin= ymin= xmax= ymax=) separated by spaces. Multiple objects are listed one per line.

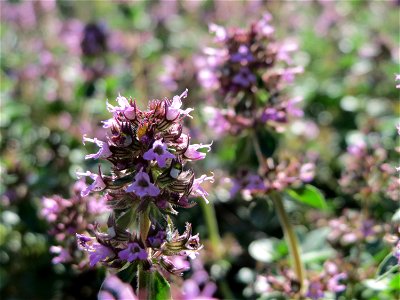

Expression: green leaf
xmin=145 ymin=270 xmax=171 ymax=300
xmin=392 ymin=208 xmax=400 ymax=222
xmin=248 ymin=238 xmax=288 ymax=263
xmin=152 ymin=271 xmax=171 ymax=300
xmin=117 ymin=263 xmax=138 ymax=283
xmin=376 ymin=253 xmax=398 ymax=279
xmin=389 ymin=274 xmax=400 ymax=291
xmin=286 ymin=184 xmax=327 ymax=210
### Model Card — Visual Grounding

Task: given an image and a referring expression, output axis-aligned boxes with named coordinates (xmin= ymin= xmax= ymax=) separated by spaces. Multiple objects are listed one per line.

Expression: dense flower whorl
xmin=230 ymin=156 xmax=315 ymax=199
xmin=40 ymin=180 xmax=108 ymax=265
xmin=339 ymin=138 xmax=399 ymax=201
xmin=76 ymin=90 xmax=211 ymax=274
xmin=198 ymin=13 xmax=303 ymax=135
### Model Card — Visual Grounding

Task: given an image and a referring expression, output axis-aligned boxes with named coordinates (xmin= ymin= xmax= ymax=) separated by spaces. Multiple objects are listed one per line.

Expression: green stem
xmin=270 ymin=191 xmax=305 ymax=289
xmin=200 ymin=200 xmax=223 ymax=258
xmin=251 ymin=133 xmax=305 ymax=289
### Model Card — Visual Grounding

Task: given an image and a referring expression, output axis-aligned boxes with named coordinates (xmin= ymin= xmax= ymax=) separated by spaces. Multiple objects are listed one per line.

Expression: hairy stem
xmin=270 ymin=191 xmax=305 ymax=288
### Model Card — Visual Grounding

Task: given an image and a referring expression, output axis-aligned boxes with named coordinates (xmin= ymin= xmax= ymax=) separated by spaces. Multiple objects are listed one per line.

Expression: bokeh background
xmin=1 ymin=1 xmax=399 ymax=299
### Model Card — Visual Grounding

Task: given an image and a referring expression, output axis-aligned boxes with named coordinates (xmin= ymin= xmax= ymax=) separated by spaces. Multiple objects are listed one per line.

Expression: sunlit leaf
xmin=286 ymin=184 xmax=327 ymax=210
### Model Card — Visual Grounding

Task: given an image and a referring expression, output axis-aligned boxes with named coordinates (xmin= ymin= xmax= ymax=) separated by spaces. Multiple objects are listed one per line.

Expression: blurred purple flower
xmin=305 ymin=281 xmax=324 ymax=300
xmin=98 ymin=275 xmax=137 ymax=300
xmin=327 ymin=273 xmax=347 ymax=293
xmin=76 ymin=170 xmax=106 ymax=197
xmin=166 ymin=89 xmax=193 ymax=120
xmin=50 ymin=246 xmax=72 ymax=264
xmin=184 ymin=142 xmax=212 ymax=161
xmin=190 ymin=174 xmax=214 ymax=204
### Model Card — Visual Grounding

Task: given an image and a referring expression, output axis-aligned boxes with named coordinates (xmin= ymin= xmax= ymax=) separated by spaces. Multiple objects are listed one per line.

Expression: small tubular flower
xmin=143 ymin=139 xmax=175 ymax=167
xmin=126 ymin=168 xmax=160 ymax=198
xmin=83 ymin=135 xmax=112 ymax=159
xmin=118 ymin=242 xmax=148 ymax=262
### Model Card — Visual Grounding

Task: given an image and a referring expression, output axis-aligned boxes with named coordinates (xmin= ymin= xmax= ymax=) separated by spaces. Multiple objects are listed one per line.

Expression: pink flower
xmin=143 ymin=139 xmax=175 ymax=168
xmin=190 ymin=174 xmax=214 ymax=203
xmin=166 ymin=89 xmax=193 ymax=120
xmin=327 ymin=273 xmax=347 ymax=293
xmin=209 ymin=23 xmax=227 ymax=42
xmin=126 ymin=168 xmax=160 ymax=198
xmin=184 ymin=142 xmax=212 ymax=161
xmin=76 ymin=170 xmax=106 ymax=197
xmin=98 ymin=275 xmax=137 ymax=300
xmin=50 ymin=246 xmax=72 ymax=264
xmin=83 ymin=135 xmax=112 ymax=160
xmin=300 ymin=163 xmax=315 ymax=182
xmin=106 ymin=94 xmax=136 ymax=120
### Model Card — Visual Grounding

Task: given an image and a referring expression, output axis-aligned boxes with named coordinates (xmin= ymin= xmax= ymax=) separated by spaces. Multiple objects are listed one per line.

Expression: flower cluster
xmin=339 ymin=139 xmax=399 ymax=201
xmin=254 ymin=261 xmax=347 ymax=300
xmin=76 ymin=90 xmax=213 ymax=275
xmin=198 ymin=13 xmax=303 ymax=135
xmin=159 ymin=55 xmax=196 ymax=93
xmin=230 ymin=156 xmax=315 ymax=199
xmin=324 ymin=209 xmax=385 ymax=248
xmin=40 ymin=180 xmax=107 ymax=265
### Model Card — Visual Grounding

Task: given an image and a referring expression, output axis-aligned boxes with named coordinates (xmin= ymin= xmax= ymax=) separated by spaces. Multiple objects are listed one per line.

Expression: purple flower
xmin=76 ymin=170 xmax=106 ymax=197
xmin=327 ymin=273 xmax=347 ymax=293
xmin=99 ymin=275 xmax=137 ymax=300
xmin=126 ymin=168 xmax=160 ymax=198
xmin=190 ymin=174 xmax=214 ymax=204
xmin=204 ymin=107 xmax=231 ymax=136
xmin=286 ymin=97 xmax=304 ymax=118
xmin=305 ymin=281 xmax=324 ymax=300
xmin=83 ymin=135 xmax=112 ymax=160
xmin=76 ymin=233 xmax=93 ymax=250
xmin=184 ymin=142 xmax=212 ymax=161
xmin=166 ymin=89 xmax=193 ymax=120
xmin=299 ymin=163 xmax=315 ymax=182
xmin=231 ymin=45 xmax=255 ymax=64
xmin=183 ymin=279 xmax=217 ymax=300
xmin=107 ymin=94 xmax=136 ymax=120
xmin=41 ymin=196 xmax=68 ymax=222
xmin=209 ymin=23 xmax=227 ymax=42
xmin=244 ymin=174 xmax=267 ymax=191
xmin=89 ymin=243 xmax=114 ymax=267
xmin=50 ymin=246 xmax=72 ymax=264
xmin=143 ymin=139 xmax=175 ymax=168
xmin=118 ymin=242 xmax=148 ymax=262
xmin=148 ymin=231 xmax=167 ymax=248
xmin=280 ymin=66 xmax=303 ymax=84
xmin=232 ymin=67 xmax=256 ymax=87
xmin=396 ymin=74 xmax=400 ymax=89
xmin=260 ymin=107 xmax=285 ymax=123
xmin=255 ymin=13 xmax=274 ymax=37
